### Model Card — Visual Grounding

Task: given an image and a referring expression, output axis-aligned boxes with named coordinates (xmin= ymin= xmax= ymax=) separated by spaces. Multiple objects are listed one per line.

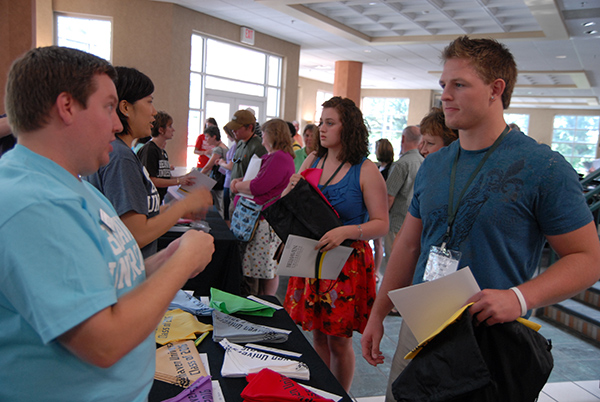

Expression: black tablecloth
xmin=158 ymin=208 xmax=242 ymax=295
xmin=149 ymin=296 xmax=352 ymax=402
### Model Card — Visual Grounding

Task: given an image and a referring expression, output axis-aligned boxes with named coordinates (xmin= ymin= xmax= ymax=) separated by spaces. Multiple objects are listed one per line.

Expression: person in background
xmin=226 ymin=109 xmax=267 ymax=219
xmin=508 ymin=122 xmax=521 ymax=132
xmin=86 ymin=66 xmax=212 ymax=258
xmin=205 ymin=117 xmax=218 ymax=129
xmin=201 ymin=125 xmax=229 ymax=218
xmin=373 ymin=138 xmax=395 ymax=281
xmin=361 ymin=36 xmax=600 ymax=401
xmin=419 ymin=107 xmax=459 ymax=158
xmin=384 ymin=126 xmax=423 ymax=268
xmin=230 ymin=119 xmax=295 ymax=296
xmin=0 ymin=114 xmax=16 ymax=158
xmin=137 ymin=111 xmax=194 ymax=204
xmin=294 ymin=123 xmax=319 ymax=172
xmin=292 ymin=120 xmax=304 ymax=147
xmin=132 ymin=135 xmax=151 ymax=154
xmin=193 ymin=117 xmax=217 ymax=168
xmin=283 ymin=97 xmax=389 ymax=392
xmin=0 ymin=45 xmax=214 ymax=402
xmin=287 ymin=121 xmax=302 ymax=151
xmin=217 ymin=126 xmax=237 ymax=225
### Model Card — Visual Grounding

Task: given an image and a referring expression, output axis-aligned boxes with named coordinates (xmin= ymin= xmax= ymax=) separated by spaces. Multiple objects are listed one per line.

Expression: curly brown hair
xmin=441 ymin=36 xmax=517 ymax=110
xmin=419 ymin=107 xmax=458 ymax=146
xmin=316 ymin=96 xmax=369 ymax=165
xmin=261 ymin=119 xmax=295 ymax=158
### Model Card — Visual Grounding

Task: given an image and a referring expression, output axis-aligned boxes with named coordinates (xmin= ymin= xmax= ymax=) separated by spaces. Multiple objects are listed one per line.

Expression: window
xmin=551 ymin=115 xmax=600 ymax=175
xmin=55 ymin=13 xmax=112 ymax=61
xmin=314 ymin=90 xmax=333 ymax=122
xmin=504 ymin=113 xmax=529 ymax=136
xmin=362 ymin=97 xmax=410 ymax=159
xmin=188 ymin=34 xmax=282 ymax=168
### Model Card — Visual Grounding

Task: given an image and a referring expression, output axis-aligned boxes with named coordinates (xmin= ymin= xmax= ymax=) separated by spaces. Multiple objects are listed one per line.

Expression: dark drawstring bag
xmin=262 ymin=178 xmax=351 ymax=247
xmin=392 ymin=308 xmax=553 ymax=402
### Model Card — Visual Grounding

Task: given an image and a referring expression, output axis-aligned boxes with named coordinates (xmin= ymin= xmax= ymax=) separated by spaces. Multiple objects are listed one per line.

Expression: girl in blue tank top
xmin=282 ymin=97 xmax=389 ymax=392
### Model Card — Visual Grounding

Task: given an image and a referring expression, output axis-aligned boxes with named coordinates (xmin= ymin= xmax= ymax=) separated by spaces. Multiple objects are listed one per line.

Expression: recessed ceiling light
xmin=364 ymin=49 xmax=372 ymax=53
xmin=583 ymin=21 xmax=595 ymax=27
xmin=585 ymin=30 xmax=598 ymax=35
xmin=556 ymin=55 xmax=567 ymax=59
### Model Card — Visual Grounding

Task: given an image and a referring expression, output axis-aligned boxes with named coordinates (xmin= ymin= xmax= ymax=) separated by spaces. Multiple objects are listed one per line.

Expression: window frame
xmin=54 ymin=12 xmax=113 ymax=62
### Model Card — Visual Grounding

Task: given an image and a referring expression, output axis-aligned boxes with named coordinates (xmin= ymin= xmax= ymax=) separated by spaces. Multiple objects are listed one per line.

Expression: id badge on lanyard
xmin=424 ymin=243 xmax=461 ymax=281
xmin=423 ymin=125 xmax=510 ymax=282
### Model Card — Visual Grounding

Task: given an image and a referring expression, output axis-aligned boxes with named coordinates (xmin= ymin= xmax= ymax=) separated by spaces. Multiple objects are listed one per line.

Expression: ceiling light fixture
xmin=583 ymin=21 xmax=595 ymax=27
xmin=585 ymin=30 xmax=598 ymax=35
xmin=556 ymin=55 xmax=567 ymax=59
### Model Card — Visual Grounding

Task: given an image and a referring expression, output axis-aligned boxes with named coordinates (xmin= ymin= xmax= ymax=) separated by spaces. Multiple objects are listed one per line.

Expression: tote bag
xmin=230 ymin=196 xmax=262 ymax=242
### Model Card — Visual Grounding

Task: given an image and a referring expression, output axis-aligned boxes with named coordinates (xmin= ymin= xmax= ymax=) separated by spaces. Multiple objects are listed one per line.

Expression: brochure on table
xmin=277 ymin=235 xmax=353 ymax=280
xmin=387 ymin=267 xmax=480 ymax=344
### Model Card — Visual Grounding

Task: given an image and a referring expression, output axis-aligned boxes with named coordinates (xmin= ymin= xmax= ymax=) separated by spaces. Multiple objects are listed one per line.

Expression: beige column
xmin=0 ymin=0 xmax=36 ymax=113
xmin=333 ymin=60 xmax=362 ymax=105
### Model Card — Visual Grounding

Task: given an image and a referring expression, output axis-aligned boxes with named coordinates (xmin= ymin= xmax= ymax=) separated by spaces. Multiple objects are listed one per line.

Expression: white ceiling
xmin=157 ymin=0 xmax=600 ymax=110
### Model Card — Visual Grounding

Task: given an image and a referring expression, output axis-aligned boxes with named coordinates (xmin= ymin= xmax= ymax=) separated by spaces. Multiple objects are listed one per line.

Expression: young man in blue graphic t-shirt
xmin=361 ymin=36 xmax=600 ymax=401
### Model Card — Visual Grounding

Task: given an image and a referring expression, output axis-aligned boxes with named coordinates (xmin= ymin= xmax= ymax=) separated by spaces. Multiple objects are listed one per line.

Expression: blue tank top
xmin=312 ymin=157 xmax=369 ymax=225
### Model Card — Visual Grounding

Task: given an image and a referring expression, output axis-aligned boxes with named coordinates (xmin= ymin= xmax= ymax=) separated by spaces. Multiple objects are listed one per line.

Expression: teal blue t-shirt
xmin=409 ymin=130 xmax=592 ymax=290
xmin=0 ymin=145 xmax=154 ymax=402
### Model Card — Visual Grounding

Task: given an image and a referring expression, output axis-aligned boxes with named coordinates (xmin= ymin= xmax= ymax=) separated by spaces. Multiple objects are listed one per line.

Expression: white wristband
xmin=509 ymin=287 xmax=528 ymax=317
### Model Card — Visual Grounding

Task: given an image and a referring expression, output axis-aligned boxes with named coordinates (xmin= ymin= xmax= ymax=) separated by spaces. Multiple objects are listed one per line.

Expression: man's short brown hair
xmin=420 ymin=107 xmax=459 ymax=146
xmin=441 ymin=36 xmax=517 ymax=109
xmin=5 ymin=46 xmax=116 ymax=134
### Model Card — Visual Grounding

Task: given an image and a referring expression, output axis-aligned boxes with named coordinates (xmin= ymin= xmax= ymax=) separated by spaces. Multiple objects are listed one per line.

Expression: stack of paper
xmin=169 ymin=290 xmax=214 ymax=316
xmin=220 ymin=339 xmax=310 ymax=381
xmin=212 ymin=310 xmax=290 ymax=343
xmin=155 ymin=340 xmax=209 ymax=388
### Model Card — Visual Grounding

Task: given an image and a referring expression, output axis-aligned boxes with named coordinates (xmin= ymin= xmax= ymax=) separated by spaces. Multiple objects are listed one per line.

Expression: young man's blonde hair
xmin=441 ymin=36 xmax=517 ymax=110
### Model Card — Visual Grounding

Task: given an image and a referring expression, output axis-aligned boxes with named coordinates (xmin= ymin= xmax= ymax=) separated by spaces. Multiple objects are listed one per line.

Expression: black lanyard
xmin=319 ymin=156 xmax=345 ymax=191
xmin=444 ymin=125 xmax=510 ymax=247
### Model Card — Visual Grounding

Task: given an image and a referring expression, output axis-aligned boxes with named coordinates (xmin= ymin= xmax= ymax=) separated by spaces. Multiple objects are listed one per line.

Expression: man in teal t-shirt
xmin=0 ymin=46 xmax=214 ymax=402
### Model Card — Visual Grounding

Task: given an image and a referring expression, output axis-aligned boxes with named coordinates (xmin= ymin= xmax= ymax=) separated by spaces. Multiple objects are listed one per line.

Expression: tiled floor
xmin=276 ymin=278 xmax=600 ymax=402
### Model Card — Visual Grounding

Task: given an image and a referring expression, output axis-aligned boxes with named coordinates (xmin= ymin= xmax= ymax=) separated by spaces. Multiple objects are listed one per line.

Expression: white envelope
xmin=387 ymin=267 xmax=480 ymax=344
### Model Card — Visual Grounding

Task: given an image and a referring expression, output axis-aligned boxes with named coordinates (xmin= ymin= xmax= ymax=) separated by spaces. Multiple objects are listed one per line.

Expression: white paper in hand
xmin=179 ymin=169 xmax=217 ymax=193
xmin=387 ymin=267 xmax=480 ymax=344
xmin=277 ymin=235 xmax=352 ymax=280
xmin=237 ymin=155 xmax=263 ymax=199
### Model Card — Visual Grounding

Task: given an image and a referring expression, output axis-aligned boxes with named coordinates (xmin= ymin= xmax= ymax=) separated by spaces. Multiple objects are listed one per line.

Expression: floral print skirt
xmin=284 ymin=240 xmax=376 ymax=338
xmin=242 ymin=218 xmax=281 ymax=279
